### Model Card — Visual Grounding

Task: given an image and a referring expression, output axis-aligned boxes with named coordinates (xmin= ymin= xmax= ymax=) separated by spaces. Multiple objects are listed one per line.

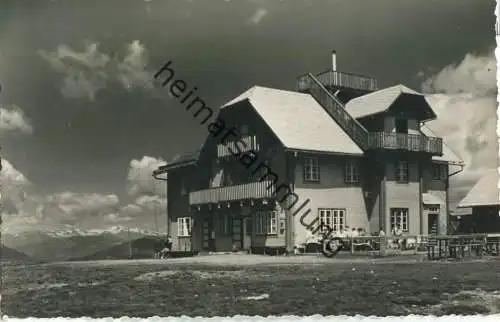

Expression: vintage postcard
xmin=1 ymin=0 xmax=499 ymax=320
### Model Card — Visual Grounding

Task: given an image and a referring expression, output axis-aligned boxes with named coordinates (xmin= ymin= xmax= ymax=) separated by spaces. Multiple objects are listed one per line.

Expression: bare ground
xmin=54 ymin=253 xmax=430 ymax=267
xmin=2 ymin=254 xmax=500 ymax=317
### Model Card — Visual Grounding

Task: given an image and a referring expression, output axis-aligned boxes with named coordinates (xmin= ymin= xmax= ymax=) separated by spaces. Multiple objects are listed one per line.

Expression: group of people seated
xmin=154 ymin=235 xmax=173 ymax=259
xmin=331 ymin=226 xmax=370 ymax=238
xmin=320 ymin=223 xmax=409 ymax=250
xmin=297 ymin=222 xmax=419 ymax=253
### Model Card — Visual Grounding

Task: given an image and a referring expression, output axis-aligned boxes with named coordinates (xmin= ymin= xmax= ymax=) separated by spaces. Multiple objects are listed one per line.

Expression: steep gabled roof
xmin=419 ymin=125 xmax=464 ymax=165
xmin=457 ymin=169 xmax=500 ymax=208
xmin=221 ymin=86 xmax=364 ymax=155
xmin=346 ymin=84 xmax=436 ymax=120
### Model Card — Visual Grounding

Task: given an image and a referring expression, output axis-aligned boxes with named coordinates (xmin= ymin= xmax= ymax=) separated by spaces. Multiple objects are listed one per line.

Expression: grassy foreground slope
xmin=2 ymin=256 xmax=500 ymax=317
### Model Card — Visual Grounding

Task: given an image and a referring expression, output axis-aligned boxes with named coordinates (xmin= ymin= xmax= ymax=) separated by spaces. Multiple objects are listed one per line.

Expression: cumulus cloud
xmin=49 ymin=191 xmax=120 ymax=216
xmin=1 ymin=155 xmax=168 ymax=235
xmin=117 ymin=41 xmax=154 ymax=91
xmin=127 ymin=155 xmax=167 ymax=196
xmin=39 ymin=40 xmax=153 ymax=101
xmin=248 ymin=8 xmax=268 ymax=25
xmin=0 ymin=104 xmax=33 ymax=134
xmin=134 ymin=194 xmax=166 ymax=211
xmin=0 ymin=158 xmax=30 ymax=188
xmin=39 ymin=42 xmax=110 ymax=101
xmin=422 ymin=51 xmax=496 ymax=96
xmin=0 ymin=158 xmax=31 ymax=212
xmin=421 ymin=50 xmax=498 ymax=205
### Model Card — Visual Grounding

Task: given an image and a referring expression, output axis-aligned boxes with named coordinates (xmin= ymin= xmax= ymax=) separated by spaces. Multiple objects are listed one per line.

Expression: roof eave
xmin=457 ymin=202 xmax=500 ymax=209
xmin=284 ymin=148 xmax=364 ymax=157
xmin=154 ymin=160 xmax=198 ymax=174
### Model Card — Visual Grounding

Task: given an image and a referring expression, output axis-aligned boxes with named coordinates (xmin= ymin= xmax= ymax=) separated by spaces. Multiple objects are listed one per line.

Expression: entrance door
xmin=202 ymin=216 xmax=215 ymax=251
xmin=232 ymin=216 xmax=242 ymax=251
xmin=428 ymin=213 xmax=439 ymax=235
xmin=242 ymin=217 xmax=252 ymax=251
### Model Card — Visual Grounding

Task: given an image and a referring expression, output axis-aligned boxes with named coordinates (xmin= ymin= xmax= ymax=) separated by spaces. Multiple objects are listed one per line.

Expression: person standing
xmin=160 ymin=234 xmax=173 ymax=259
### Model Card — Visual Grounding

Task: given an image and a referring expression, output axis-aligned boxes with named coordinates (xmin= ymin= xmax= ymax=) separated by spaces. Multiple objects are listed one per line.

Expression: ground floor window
xmin=219 ymin=213 xmax=232 ymax=235
xmin=390 ymin=208 xmax=409 ymax=232
xmin=318 ymin=208 xmax=346 ymax=232
xmin=177 ymin=217 xmax=192 ymax=237
xmin=255 ymin=211 xmax=277 ymax=235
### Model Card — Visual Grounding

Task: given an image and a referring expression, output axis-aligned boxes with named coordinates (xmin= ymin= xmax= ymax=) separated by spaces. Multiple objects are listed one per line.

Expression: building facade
xmin=155 ymin=54 xmax=464 ymax=253
xmin=456 ymin=169 xmax=500 ymax=234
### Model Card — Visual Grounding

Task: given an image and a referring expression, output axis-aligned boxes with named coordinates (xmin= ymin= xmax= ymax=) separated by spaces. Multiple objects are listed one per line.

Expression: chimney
xmin=331 ymin=50 xmax=337 ymax=71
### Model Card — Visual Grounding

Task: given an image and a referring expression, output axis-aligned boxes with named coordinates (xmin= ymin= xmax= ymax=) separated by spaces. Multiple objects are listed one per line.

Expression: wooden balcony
xmin=299 ymin=70 xmax=378 ymax=93
xmin=189 ymin=180 xmax=274 ymax=205
xmin=368 ymin=132 xmax=443 ymax=155
xmin=217 ymin=135 xmax=260 ymax=158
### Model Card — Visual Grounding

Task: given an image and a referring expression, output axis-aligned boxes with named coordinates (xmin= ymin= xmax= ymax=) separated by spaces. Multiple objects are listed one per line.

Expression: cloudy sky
xmin=0 ymin=0 xmax=497 ymax=234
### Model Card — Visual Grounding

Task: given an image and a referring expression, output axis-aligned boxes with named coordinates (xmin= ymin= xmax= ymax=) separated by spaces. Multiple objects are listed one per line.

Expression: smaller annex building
xmin=456 ymin=169 xmax=500 ymax=234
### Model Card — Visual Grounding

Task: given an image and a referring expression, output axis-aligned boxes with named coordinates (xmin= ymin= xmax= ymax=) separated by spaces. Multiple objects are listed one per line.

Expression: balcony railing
xmin=217 ymin=135 xmax=260 ymax=158
xmin=297 ymin=73 xmax=369 ymax=150
xmin=300 ymin=70 xmax=378 ymax=93
xmin=189 ymin=180 xmax=274 ymax=205
xmin=368 ymin=132 xmax=443 ymax=155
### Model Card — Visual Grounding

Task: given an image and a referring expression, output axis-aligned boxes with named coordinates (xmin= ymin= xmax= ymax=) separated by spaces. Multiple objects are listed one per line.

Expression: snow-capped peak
xmin=4 ymin=225 xmax=164 ymax=238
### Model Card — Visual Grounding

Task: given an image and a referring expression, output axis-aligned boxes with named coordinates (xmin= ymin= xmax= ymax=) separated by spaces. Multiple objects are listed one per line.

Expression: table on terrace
xmin=426 ymin=234 xmax=488 ymax=260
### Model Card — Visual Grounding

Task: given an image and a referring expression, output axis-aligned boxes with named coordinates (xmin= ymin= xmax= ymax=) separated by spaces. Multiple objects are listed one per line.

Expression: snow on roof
xmin=457 ymin=169 xmax=500 ymax=208
xmin=345 ymin=84 xmax=429 ymax=119
xmin=221 ymin=86 xmax=363 ymax=155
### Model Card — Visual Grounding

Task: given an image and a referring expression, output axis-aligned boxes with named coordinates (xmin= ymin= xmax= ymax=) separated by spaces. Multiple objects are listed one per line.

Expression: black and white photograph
xmin=0 ymin=0 xmax=499 ymax=318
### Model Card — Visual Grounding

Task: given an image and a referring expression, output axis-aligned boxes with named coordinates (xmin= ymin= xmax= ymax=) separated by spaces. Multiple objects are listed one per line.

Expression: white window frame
xmin=390 ymin=208 xmax=409 ymax=232
xmin=304 ymin=157 xmax=320 ymax=182
xmin=177 ymin=217 xmax=192 ymax=237
xmin=345 ymin=158 xmax=360 ymax=183
xmin=318 ymin=208 xmax=346 ymax=233
xmin=396 ymin=160 xmax=409 ymax=183
xmin=255 ymin=211 xmax=278 ymax=235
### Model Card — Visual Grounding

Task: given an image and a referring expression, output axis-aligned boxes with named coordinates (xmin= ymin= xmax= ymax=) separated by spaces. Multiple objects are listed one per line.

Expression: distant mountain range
xmin=1 ymin=226 xmax=165 ymax=261
xmin=70 ymin=237 xmax=160 ymax=261
xmin=0 ymin=245 xmax=30 ymax=261
xmin=71 ymin=237 xmax=199 ymax=261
